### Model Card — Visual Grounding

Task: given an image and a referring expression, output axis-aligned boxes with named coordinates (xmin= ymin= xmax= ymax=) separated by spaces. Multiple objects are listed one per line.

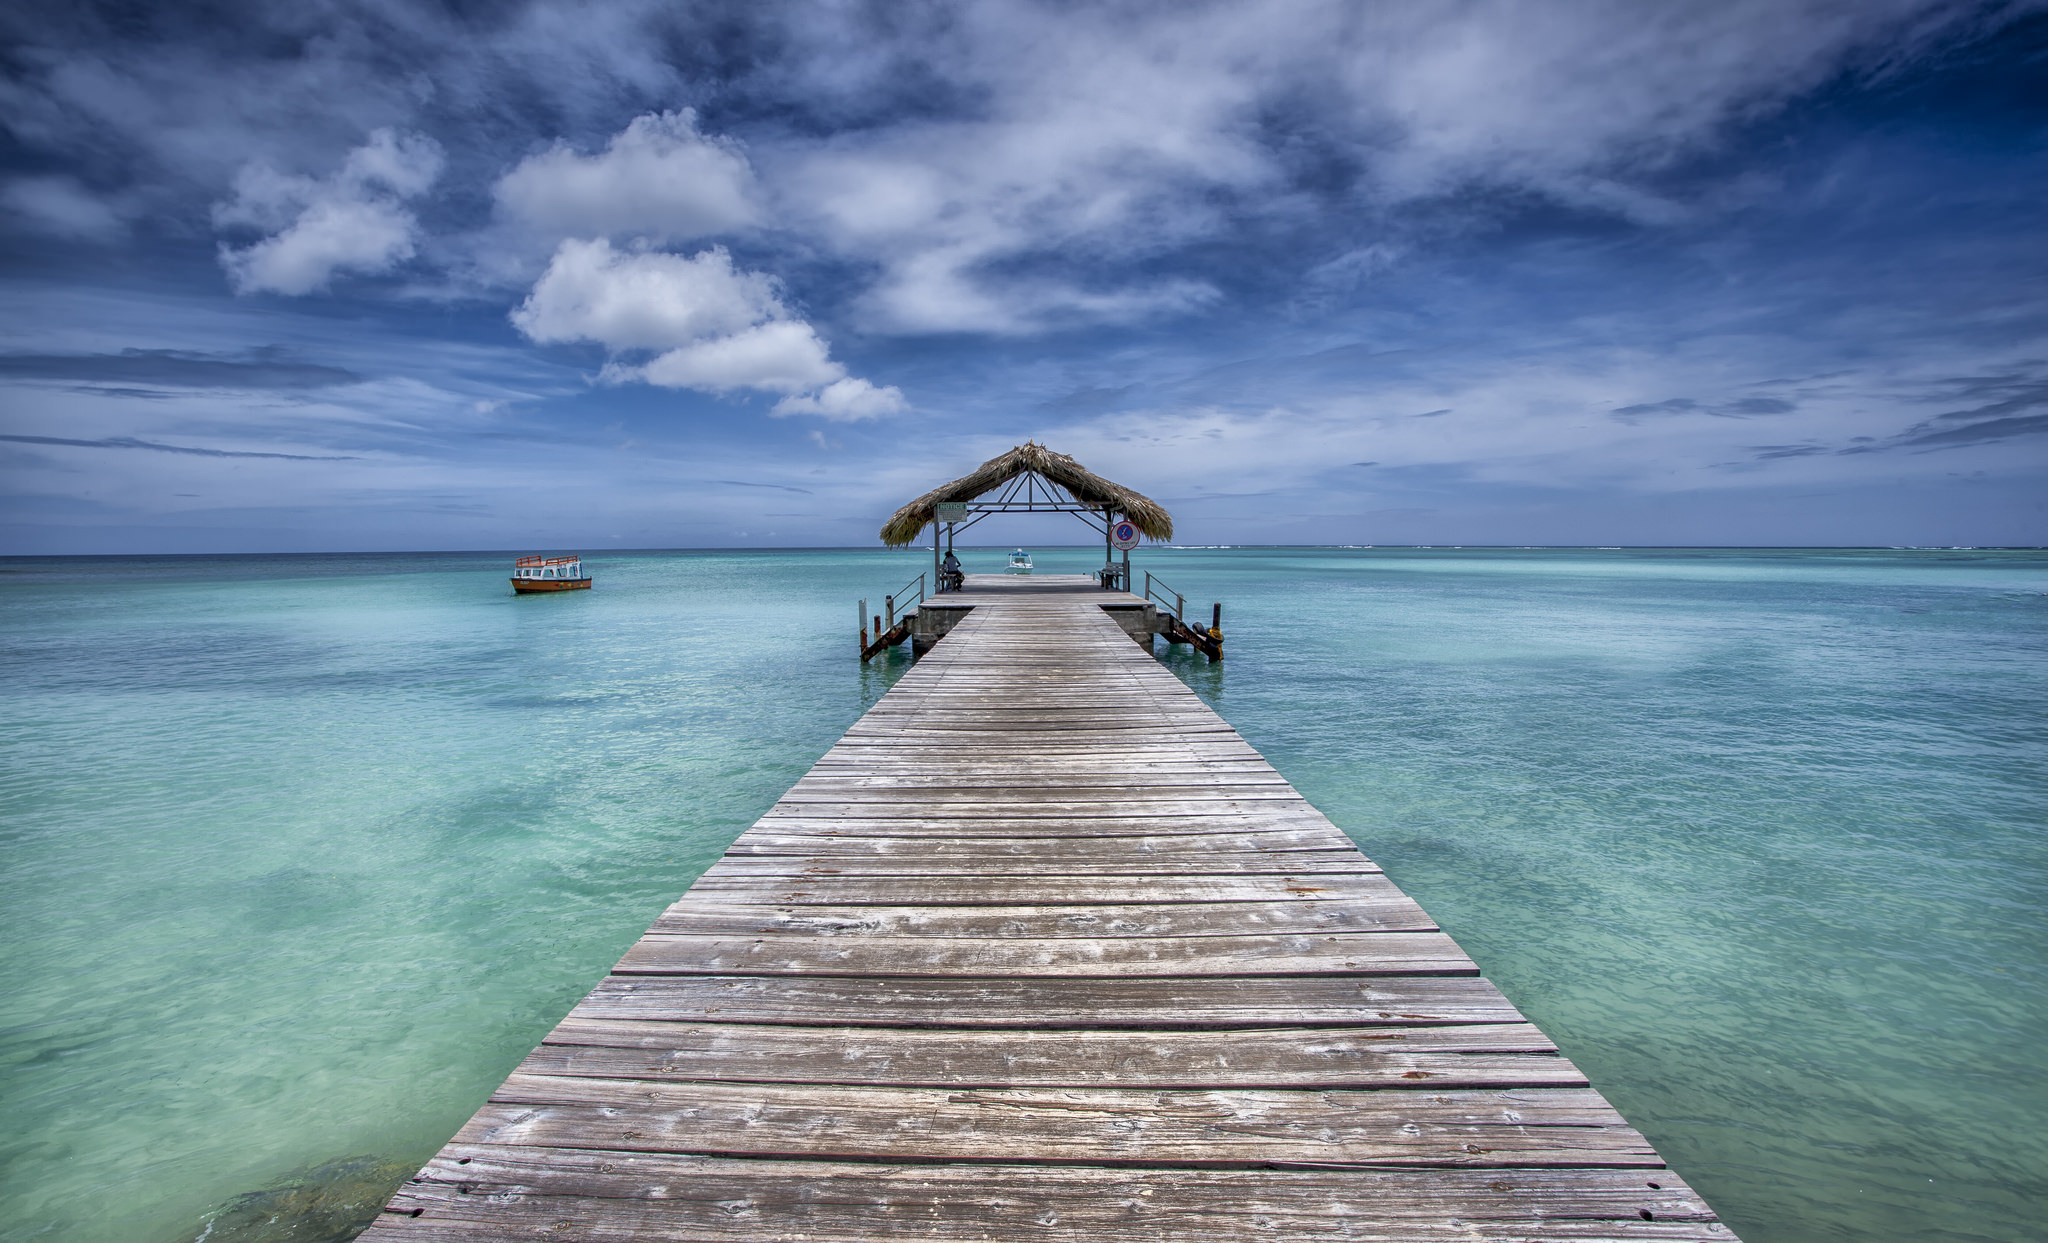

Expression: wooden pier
xmin=364 ymin=578 xmax=1733 ymax=1241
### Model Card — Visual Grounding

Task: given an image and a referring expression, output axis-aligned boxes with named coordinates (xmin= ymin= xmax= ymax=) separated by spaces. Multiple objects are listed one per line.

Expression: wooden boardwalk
xmin=364 ymin=582 xmax=1733 ymax=1241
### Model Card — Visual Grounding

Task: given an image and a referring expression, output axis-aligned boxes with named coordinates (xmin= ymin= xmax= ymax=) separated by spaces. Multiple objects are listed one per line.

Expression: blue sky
xmin=2 ymin=1 xmax=2044 ymax=553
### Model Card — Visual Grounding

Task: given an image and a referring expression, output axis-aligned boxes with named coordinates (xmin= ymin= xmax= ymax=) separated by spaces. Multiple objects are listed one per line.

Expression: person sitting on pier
xmin=941 ymin=548 xmax=964 ymax=591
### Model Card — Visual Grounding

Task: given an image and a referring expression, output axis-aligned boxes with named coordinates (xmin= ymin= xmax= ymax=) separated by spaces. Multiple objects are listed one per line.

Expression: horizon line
xmin=6 ymin=544 xmax=2045 ymax=560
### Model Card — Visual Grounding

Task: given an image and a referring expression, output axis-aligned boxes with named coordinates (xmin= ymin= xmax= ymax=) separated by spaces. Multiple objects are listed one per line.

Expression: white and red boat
xmin=511 ymin=554 xmax=591 ymax=593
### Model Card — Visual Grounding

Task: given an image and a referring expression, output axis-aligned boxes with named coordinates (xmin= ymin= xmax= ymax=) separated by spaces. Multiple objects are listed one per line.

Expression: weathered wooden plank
xmin=789 ymin=776 xmax=1297 ymax=793
xmin=772 ymin=792 xmax=1309 ymax=811
xmin=515 ymin=1045 xmax=1584 ymax=1091
xmin=648 ymin=896 xmax=1435 ymax=937
xmin=467 ymin=1078 xmax=1660 ymax=1167
xmin=805 ymin=753 xmax=1273 ymax=767
xmin=752 ymin=809 xmax=1326 ymax=829
xmin=810 ymin=756 xmax=1271 ymax=770
xmin=750 ymin=809 xmax=1352 ymax=832
xmin=838 ymin=729 xmax=1247 ymax=742
xmin=819 ymin=739 xmax=1263 ymax=754
xmin=763 ymin=803 xmax=1320 ymax=824
xmin=746 ymin=814 xmax=1362 ymax=838
xmin=855 ymin=709 xmax=1232 ymax=719
xmin=724 ymin=830 xmax=1359 ymax=857
xmin=843 ymin=716 xmax=1238 ymax=725
xmin=834 ymin=707 xmax=1219 ymax=717
xmin=522 ymin=1020 xmax=1573 ymax=1087
xmin=851 ymin=709 xmax=1198 ymax=720
xmin=797 ymin=768 xmax=1283 ymax=782
xmin=862 ymin=696 xmax=1207 ymax=702
xmin=613 ymin=930 xmax=1474 ymax=977
xmin=698 ymin=855 xmax=1381 ymax=880
xmin=542 ymin=1017 xmax=1560 ymax=1055
xmin=819 ymin=729 xmax=1236 ymax=737
xmin=680 ymin=873 xmax=1391 ymax=904
xmin=365 ymin=1152 xmax=1719 ymax=1242
xmin=569 ymin=975 xmax=1528 ymax=1027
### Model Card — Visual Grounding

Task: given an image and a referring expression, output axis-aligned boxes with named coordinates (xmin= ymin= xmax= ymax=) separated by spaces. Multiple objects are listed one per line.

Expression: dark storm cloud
xmin=0 ymin=433 xmax=357 ymax=461
xmin=0 ymin=348 xmax=359 ymax=390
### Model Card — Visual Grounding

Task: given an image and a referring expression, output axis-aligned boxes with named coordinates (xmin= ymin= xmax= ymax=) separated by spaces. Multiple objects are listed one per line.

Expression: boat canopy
xmin=515 ymin=555 xmax=584 ymax=580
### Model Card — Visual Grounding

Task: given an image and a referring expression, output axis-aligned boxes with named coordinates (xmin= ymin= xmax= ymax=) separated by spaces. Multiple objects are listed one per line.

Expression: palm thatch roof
xmin=880 ymin=442 xmax=1173 ymax=547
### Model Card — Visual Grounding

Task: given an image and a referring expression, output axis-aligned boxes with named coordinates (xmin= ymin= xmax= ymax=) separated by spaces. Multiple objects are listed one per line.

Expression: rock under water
xmin=191 ymin=1155 xmax=413 ymax=1243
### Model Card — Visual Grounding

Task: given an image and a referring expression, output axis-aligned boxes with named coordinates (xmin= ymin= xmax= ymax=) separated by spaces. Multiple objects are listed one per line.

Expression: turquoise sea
xmin=1 ymin=547 xmax=2043 ymax=1242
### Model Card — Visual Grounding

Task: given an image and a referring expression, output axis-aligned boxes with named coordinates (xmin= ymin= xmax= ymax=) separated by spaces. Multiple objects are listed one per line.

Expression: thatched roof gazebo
xmin=880 ymin=442 xmax=1172 ymax=547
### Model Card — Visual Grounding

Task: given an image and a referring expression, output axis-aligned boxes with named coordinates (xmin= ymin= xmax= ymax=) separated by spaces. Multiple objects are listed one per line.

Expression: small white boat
xmin=1007 ymin=549 xmax=1033 ymax=573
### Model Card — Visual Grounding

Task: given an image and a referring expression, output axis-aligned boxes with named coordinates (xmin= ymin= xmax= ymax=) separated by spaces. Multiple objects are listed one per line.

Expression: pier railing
xmin=1142 ymin=570 xmax=1187 ymax=621
xmin=883 ymin=572 xmax=926 ymax=630
xmin=1143 ymin=570 xmax=1223 ymax=660
xmin=859 ymin=572 xmax=927 ymax=660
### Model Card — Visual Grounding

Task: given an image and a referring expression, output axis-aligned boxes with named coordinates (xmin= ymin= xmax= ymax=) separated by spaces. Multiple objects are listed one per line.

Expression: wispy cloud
xmin=1891 ymin=374 xmax=2048 ymax=449
xmin=0 ymin=434 xmax=358 ymax=461
xmin=1745 ymin=443 xmax=1830 ymax=460
xmin=0 ymin=348 xmax=359 ymax=390
xmin=1612 ymin=396 xmax=1797 ymax=423
xmin=715 ymin=479 xmax=815 ymax=495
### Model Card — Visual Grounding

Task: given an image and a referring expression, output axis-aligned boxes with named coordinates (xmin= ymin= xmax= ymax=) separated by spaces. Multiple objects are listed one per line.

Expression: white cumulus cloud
xmin=214 ymin=129 xmax=443 ymax=295
xmin=495 ymin=109 xmax=755 ymax=242
xmin=511 ymin=238 xmax=903 ymax=417
xmin=772 ymin=377 xmax=909 ymax=421
xmin=639 ymin=321 xmax=841 ymax=395
xmin=511 ymin=240 xmax=775 ymax=350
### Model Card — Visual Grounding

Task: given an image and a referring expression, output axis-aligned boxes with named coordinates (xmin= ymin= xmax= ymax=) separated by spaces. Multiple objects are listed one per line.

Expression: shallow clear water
xmin=0 ymin=547 xmax=2042 ymax=1242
